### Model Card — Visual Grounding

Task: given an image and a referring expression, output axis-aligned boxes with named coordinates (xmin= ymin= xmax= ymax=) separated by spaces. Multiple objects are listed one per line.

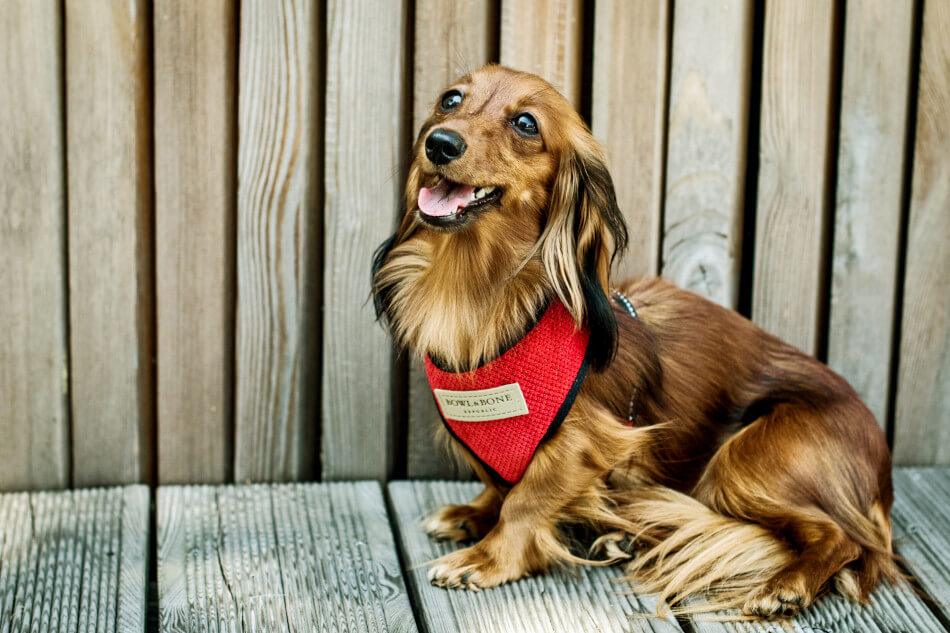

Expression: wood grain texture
xmin=65 ymin=0 xmax=153 ymax=487
xmin=591 ymin=0 xmax=669 ymax=281
xmin=235 ymin=0 xmax=322 ymax=482
xmin=322 ymin=0 xmax=408 ymax=480
xmin=892 ymin=468 xmax=950 ymax=620
xmin=500 ymin=0 xmax=583 ymax=106
xmin=157 ymin=482 xmax=417 ymax=632
xmin=388 ymin=481 xmax=684 ymax=633
xmin=154 ymin=0 xmax=236 ymax=484
xmin=751 ymin=1 xmax=837 ymax=354
xmin=661 ymin=0 xmax=751 ymax=308
xmin=827 ymin=1 xmax=915 ymax=427
xmin=0 ymin=0 xmax=70 ymax=491
xmin=892 ymin=0 xmax=950 ymax=466
xmin=0 ymin=486 xmax=148 ymax=632
xmin=407 ymin=0 xmax=495 ymax=479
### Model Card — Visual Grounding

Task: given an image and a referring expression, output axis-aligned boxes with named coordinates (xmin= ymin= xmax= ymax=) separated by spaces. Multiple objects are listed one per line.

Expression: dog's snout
xmin=425 ymin=128 xmax=466 ymax=165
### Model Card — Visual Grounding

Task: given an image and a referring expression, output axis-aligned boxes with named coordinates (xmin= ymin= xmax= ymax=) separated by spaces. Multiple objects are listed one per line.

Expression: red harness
xmin=424 ymin=301 xmax=590 ymax=484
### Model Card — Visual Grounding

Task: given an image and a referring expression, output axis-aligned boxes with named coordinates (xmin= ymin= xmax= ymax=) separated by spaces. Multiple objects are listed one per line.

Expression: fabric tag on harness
xmin=425 ymin=301 xmax=590 ymax=484
xmin=433 ymin=383 xmax=529 ymax=422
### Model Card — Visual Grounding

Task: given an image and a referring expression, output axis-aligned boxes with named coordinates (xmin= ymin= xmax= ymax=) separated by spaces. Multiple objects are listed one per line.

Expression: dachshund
xmin=372 ymin=64 xmax=897 ymax=619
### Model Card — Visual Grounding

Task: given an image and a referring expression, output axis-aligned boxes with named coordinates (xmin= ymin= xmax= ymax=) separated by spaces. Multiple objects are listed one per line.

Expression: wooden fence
xmin=0 ymin=0 xmax=946 ymax=491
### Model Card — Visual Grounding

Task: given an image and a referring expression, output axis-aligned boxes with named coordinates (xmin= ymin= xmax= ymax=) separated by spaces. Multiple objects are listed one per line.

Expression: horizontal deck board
xmin=157 ymin=481 xmax=417 ymax=632
xmin=0 ymin=486 xmax=148 ymax=632
xmin=892 ymin=468 xmax=950 ymax=622
xmin=388 ymin=480 xmax=683 ymax=633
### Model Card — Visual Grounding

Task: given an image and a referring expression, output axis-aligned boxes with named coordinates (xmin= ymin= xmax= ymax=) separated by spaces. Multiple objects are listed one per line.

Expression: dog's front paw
xmin=423 ymin=503 xmax=496 ymax=542
xmin=427 ymin=544 xmax=525 ymax=590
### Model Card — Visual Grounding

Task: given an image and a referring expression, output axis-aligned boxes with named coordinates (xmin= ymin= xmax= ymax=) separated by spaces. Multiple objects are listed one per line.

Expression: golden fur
xmin=372 ymin=65 xmax=898 ymax=620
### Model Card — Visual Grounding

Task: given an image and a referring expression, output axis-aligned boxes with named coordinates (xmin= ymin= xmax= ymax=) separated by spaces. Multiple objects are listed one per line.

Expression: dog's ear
xmin=541 ymin=139 xmax=628 ymax=370
xmin=371 ymin=232 xmax=399 ymax=323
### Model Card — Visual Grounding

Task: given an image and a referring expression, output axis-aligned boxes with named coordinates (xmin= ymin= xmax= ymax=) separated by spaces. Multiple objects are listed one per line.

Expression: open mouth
xmin=417 ymin=178 xmax=502 ymax=226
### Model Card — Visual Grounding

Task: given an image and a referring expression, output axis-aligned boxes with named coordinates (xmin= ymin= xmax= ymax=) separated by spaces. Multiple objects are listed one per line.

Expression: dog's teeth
xmin=482 ymin=186 xmax=495 ymax=194
xmin=474 ymin=188 xmax=485 ymax=199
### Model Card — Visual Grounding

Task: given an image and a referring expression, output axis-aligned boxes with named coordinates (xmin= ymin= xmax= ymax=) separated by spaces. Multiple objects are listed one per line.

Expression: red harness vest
xmin=424 ymin=301 xmax=590 ymax=484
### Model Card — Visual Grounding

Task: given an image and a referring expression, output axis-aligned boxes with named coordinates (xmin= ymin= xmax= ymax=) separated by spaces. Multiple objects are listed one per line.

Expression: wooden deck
xmin=1 ymin=470 xmax=948 ymax=632
xmin=0 ymin=486 xmax=148 ymax=632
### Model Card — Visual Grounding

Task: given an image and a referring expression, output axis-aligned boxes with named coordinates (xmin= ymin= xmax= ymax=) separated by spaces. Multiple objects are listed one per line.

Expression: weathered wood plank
xmin=322 ymin=0 xmax=409 ymax=480
xmin=591 ymin=0 xmax=669 ymax=281
xmin=893 ymin=0 xmax=950 ymax=465
xmin=117 ymin=486 xmax=149 ymax=633
xmin=751 ymin=1 xmax=837 ymax=354
xmin=158 ymin=482 xmax=417 ymax=632
xmin=500 ymin=0 xmax=583 ymax=107
xmin=0 ymin=486 xmax=148 ymax=632
xmin=154 ymin=0 xmax=236 ymax=483
xmin=388 ymin=481 xmax=683 ymax=633
xmin=892 ymin=468 xmax=950 ymax=621
xmin=407 ymin=0 xmax=495 ymax=480
xmin=0 ymin=0 xmax=69 ymax=491
xmin=827 ymin=0 xmax=915 ymax=427
xmin=661 ymin=0 xmax=752 ymax=308
xmin=234 ymin=0 xmax=322 ymax=482
xmin=65 ymin=0 xmax=153 ymax=487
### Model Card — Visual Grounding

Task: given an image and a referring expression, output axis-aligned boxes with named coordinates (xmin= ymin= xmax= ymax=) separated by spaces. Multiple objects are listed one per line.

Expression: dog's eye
xmin=440 ymin=89 xmax=463 ymax=112
xmin=511 ymin=112 xmax=539 ymax=137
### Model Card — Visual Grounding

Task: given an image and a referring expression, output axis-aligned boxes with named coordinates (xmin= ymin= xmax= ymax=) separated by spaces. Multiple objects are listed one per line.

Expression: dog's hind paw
xmin=743 ymin=574 xmax=812 ymax=619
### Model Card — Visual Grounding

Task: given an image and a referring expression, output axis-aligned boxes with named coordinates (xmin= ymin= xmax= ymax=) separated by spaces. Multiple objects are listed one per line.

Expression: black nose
xmin=425 ymin=128 xmax=466 ymax=165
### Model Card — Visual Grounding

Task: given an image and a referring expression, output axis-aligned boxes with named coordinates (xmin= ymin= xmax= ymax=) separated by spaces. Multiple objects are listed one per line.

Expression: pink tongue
xmin=418 ymin=182 xmax=475 ymax=217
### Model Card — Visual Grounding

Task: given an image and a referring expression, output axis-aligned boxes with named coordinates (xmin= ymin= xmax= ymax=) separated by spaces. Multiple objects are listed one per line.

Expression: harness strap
xmin=611 ymin=290 xmax=639 ymax=423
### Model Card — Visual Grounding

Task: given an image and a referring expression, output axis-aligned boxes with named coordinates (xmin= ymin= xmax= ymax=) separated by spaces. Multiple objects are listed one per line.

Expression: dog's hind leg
xmin=692 ymin=399 xmax=895 ymax=618
xmin=741 ymin=512 xmax=861 ymax=617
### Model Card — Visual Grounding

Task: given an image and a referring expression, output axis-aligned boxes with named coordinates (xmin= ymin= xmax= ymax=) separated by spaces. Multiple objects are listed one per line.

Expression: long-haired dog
xmin=372 ymin=65 xmax=897 ymax=619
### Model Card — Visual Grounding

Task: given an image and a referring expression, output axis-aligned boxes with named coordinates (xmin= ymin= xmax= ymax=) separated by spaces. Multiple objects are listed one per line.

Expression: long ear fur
xmin=542 ymin=139 xmax=628 ymax=370
xmin=371 ymin=232 xmax=399 ymax=322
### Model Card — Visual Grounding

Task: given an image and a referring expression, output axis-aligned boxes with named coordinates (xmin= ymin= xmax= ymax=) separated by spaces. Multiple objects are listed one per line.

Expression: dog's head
xmin=377 ymin=64 xmax=627 ymax=369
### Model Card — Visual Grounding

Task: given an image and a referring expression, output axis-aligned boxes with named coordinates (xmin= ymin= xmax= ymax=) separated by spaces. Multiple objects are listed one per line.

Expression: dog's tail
xmin=608 ymin=486 xmax=900 ymax=616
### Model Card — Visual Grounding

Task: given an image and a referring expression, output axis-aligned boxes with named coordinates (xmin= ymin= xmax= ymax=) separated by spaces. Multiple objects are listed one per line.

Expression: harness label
xmin=433 ymin=383 xmax=529 ymax=422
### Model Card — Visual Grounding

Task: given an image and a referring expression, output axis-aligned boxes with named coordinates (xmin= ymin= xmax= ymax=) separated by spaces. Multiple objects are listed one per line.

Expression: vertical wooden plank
xmin=893 ymin=0 xmax=950 ymax=465
xmin=0 ymin=0 xmax=69 ymax=491
xmin=500 ymin=0 xmax=583 ymax=107
xmin=591 ymin=0 xmax=668 ymax=280
xmin=751 ymin=1 xmax=837 ymax=354
xmin=65 ymin=0 xmax=153 ymax=486
xmin=154 ymin=0 xmax=236 ymax=484
xmin=322 ymin=0 xmax=408 ymax=480
xmin=406 ymin=0 xmax=495 ymax=479
xmin=234 ymin=0 xmax=321 ymax=482
xmin=827 ymin=1 xmax=914 ymax=426
xmin=661 ymin=0 xmax=752 ymax=308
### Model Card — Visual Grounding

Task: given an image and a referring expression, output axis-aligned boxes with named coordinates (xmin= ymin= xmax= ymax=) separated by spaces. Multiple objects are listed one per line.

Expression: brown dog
xmin=372 ymin=65 xmax=897 ymax=619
